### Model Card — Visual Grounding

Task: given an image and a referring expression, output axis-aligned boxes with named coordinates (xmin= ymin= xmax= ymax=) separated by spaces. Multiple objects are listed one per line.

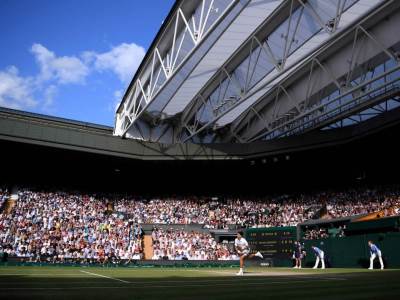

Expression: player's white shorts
xmin=371 ymin=250 xmax=382 ymax=259
xmin=239 ymin=249 xmax=250 ymax=257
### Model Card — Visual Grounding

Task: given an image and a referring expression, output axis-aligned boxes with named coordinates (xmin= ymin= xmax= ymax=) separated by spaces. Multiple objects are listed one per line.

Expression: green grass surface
xmin=0 ymin=266 xmax=399 ymax=300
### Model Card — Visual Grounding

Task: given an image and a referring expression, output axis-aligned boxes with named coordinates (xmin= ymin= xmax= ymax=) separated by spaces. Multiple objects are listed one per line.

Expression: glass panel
xmin=194 ymin=0 xmax=363 ymax=131
xmin=287 ymin=8 xmax=321 ymax=55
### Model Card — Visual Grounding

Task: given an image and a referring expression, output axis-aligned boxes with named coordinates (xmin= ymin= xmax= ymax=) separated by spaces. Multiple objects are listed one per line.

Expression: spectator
xmin=151 ymin=227 xmax=236 ymax=260
xmin=1 ymin=185 xmax=399 ymax=261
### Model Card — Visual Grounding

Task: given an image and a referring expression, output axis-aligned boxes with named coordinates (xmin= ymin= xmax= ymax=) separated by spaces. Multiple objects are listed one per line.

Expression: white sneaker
xmin=368 ymin=268 xmax=373 ymax=270
xmin=236 ymin=271 xmax=244 ymax=276
xmin=313 ymin=267 xmax=317 ymax=269
xmin=292 ymin=266 xmax=298 ymax=269
xmin=255 ymin=251 xmax=263 ymax=259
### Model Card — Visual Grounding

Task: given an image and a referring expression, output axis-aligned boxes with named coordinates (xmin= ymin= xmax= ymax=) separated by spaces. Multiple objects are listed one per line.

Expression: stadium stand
xmin=151 ymin=227 xmax=236 ymax=260
xmin=0 ymin=186 xmax=399 ymax=262
xmin=0 ymin=190 xmax=144 ymax=263
xmin=2 ymin=0 xmax=400 ymax=298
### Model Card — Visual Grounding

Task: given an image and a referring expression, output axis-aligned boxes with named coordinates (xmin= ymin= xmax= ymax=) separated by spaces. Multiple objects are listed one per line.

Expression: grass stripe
xmin=0 ymin=278 xmax=349 ymax=290
xmin=79 ymin=270 xmax=129 ymax=283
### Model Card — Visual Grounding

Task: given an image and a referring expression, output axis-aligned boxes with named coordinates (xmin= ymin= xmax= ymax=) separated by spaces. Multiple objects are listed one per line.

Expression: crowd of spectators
xmin=0 ymin=190 xmax=143 ymax=263
xmin=323 ymin=188 xmax=400 ymax=218
xmin=1 ymin=186 xmax=400 ymax=260
xmin=151 ymin=227 xmax=236 ymax=260
xmin=302 ymin=225 xmax=346 ymax=240
xmin=113 ymin=187 xmax=400 ymax=228
xmin=114 ymin=197 xmax=320 ymax=228
xmin=302 ymin=228 xmax=330 ymax=240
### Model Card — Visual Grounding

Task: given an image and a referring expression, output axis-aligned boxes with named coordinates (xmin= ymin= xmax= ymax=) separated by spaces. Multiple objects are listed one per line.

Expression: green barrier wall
xmin=303 ymin=232 xmax=400 ymax=268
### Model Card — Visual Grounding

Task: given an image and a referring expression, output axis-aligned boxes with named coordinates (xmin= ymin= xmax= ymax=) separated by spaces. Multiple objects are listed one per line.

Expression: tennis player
xmin=235 ymin=231 xmax=263 ymax=275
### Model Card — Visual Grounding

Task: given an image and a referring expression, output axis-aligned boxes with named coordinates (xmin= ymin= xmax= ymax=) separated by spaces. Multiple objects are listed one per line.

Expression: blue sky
xmin=0 ymin=0 xmax=174 ymax=125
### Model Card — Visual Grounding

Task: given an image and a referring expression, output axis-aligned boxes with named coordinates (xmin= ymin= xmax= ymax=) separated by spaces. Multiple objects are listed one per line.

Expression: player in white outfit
xmin=368 ymin=241 xmax=384 ymax=270
xmin=235 ymin=231 xmax=263 ymax=275
xmin=312 ymin=246 xmax=325 ymax=269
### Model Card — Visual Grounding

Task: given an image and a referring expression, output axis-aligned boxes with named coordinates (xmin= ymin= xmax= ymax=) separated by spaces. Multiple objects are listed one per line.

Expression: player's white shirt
xmin=235 ymin=237 xmax=249 ymax=250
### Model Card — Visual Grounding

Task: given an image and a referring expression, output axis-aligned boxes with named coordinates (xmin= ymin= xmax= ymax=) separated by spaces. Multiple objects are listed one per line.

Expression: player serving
xmin=235 ymin=231 xmax=263 ymax=276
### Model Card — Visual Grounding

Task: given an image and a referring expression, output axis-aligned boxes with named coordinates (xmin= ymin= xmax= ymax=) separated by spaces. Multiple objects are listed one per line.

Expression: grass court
xmin=0 ymin=266 xmax=399 ymax=300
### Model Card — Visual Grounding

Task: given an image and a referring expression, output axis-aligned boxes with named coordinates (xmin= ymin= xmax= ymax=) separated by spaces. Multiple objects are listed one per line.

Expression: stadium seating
xmin=0 ymin=186 xmax=399 ymax=261
xmin=151 ymin=227 xmax=235 ymax=260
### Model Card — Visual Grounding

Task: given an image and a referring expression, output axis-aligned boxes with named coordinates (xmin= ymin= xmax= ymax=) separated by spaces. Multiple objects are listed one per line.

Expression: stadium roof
xmin=0 ymin=107 xmax=232 ymax=160
xmin=115 ymin=0 xmax=400 ymax=144
xmin=3 ymin=103 xmax=400 ymax=161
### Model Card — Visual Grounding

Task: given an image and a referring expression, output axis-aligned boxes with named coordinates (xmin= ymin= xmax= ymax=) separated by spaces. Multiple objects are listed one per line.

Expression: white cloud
xmin=43 ymin=85 xmax=58 ymax=108
xmin=31 ymin=43 xmax=89 ymax=85
xmin=0 ymin=66 xmax=37 ymax=110
xmin=86 ymin=43 xmax=145 ymax=83
xmin=0 ymin=42 xmax=145 ymax=115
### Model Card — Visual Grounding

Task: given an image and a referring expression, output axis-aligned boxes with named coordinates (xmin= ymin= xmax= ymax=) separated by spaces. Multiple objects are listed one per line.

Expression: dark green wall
xmin=303 ymin=232 xmax=400 ymax=268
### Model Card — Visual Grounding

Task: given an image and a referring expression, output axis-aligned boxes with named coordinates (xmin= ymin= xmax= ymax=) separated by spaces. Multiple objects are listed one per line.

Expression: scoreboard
xmin=246 ymin=227 xmax=296 ymax=259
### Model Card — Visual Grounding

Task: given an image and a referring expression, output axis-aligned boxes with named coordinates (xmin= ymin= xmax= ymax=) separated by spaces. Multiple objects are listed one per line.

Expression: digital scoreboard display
xmin=246 ymin=227 xmax=296 ymax=259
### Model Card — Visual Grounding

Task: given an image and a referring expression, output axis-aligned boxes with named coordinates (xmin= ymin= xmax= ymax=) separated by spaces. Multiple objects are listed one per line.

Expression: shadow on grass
xmin=0 ymin=267 xmax=399 ymax=300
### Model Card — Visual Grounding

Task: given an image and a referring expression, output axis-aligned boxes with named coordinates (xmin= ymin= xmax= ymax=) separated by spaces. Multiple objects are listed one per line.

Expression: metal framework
xmin=233 ymin=15 xmax=400 ymax=142
xmin=115 ymin=0 xmax=400 ymax=144
xmin=321 ymin=94 xmax=400 ymax=131
xmin=115 ymin=0 xmax=236 ymax=136
xmin=181 ymin=0 xmax=355 ymax=137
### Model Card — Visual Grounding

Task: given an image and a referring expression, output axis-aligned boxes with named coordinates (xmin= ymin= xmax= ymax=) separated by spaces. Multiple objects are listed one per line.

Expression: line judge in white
xmin=235 ymin=231 xmax=263 ymax=276
xmin=311 ymin=246 xmax=325 ymax=269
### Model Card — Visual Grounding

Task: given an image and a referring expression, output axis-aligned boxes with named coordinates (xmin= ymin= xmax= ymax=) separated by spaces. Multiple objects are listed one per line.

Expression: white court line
xmin=79 ymin=270 xmax=129 ymax=283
